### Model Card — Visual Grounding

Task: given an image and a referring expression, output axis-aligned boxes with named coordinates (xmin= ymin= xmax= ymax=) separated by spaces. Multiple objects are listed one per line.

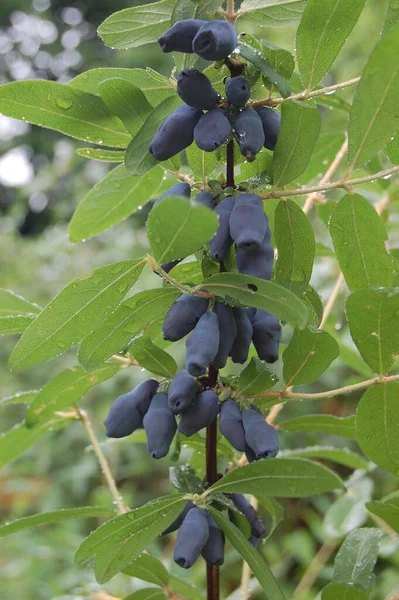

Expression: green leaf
xmin=260 ymin=41 xmax=295 ymax=93
xmin=128 ymin=336 xmax=177 ymax=378
xmin=0 ymin=288 xmax=40 ymax=316
xmin=125 ymin=95 xmax=182 ymax=176
xmin=254 ymin=495 xmax=284 ymax=540
xmin=385 ymin=134 xmax=399 ymax=165
xmin=98 ymin=0 xmax=174 ymax=49
xmin=238 ymin=42 xmax=291 ymax=98
xmin=0 ymin=419 xmax=68 ymax=470
xmin=278 ymin=414 xmax=357 ymax=440
xmin=356 ymin=382 xmax=399 ymax=476
xmin=169 ymin=465 xmax=203 ymax=493
xmin=321 ymin=583 xmax=368 ymax=600
xmin=123 ymin=554 xmax=169 ymax=586
xmin=303 ymin=286 xmax=323 ymax=328
xmin=209 ymin=509 xmax=286 ymax=600
xmin=76 ymin=148 xmax=125 ymax=162
xmin=70 ymin=68 xmax=176 ymax=106
xmin=296 ymin=0 xmax=366 ymax=90
xmin=69 ymin=165 xmax=163 ymax=242
xmin=383 ymin=0 xmax=399 ymax=35
xmin=332 ymin=528 xmax=383 ymax=592
xmin=283 ymin=327 xmax=339 ymax=386
xmin=10 ymin=259 xmax=145 ymax=371
xmin=323 ymin=474 xmax=373 ymax=540
xmin=168 ymin=576 xmax=204 ymax=600
xmin=282 ymin=446 xmax=368 ymax=470
xmin=297 ymin=133 xmax=346 ymax=185
xmin=98 ymin=78 xmax=152 ymax=137
xmin=148 ymin=197 xmax=218 ymax=263
xmin=78 ymin=288 xmax=181 ymax=370
xmin=366 ymin=490 xmax=399 ymax=534
xmin=346 ymin=288 xmax=399 ymax=375
xmin=236 ymin=149 xmax=273 ymax=186
xmin=165 ymin=260 xmax=203 ymax=285
xmin=237 ymin=357 xmax=278 ymax=395
xmin=272 ymin=101 xmax=321 ymax=187
xmin=171 ymin=0 xmax=222 ymax=22
xmin=237 ymin=0 xmax=306 ymax=28
xmin=208 ymin=458 xmax=343 ymax=497
xmin=0 ymin=507 xmax=113 ymax=537
xmin=0 ymin=390 xmax=38 ymax=409
xmin=75 ymin=495 xmax=186 ymax=583
xmin=330 ymin=194 xmax=394 ymax=290
xmin=25 ymin=364 xmax=120 ymax=427
xmin=274 ymin=199 xmax=315 ymax=293
xmin=201 ymin=273 xmax=309 ymax=329
xmin=348 ymin=25 xmax=399 ymax=169
xmin=0 ymin=315 xmax=36 ymax=335
xmin=0 ymin=80 xmax=130 ymax=148
xmin=186 ymin=144 xmax=218 ymax=180
xmin=338 ymin=342 xmax=373 ymax=378
xmin=123 ymin=590 xmax=166 ymax=600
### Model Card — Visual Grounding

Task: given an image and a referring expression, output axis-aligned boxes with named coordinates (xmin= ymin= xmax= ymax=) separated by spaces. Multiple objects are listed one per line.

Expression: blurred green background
xmin=1 ymin=0 xmax=398 ymax=599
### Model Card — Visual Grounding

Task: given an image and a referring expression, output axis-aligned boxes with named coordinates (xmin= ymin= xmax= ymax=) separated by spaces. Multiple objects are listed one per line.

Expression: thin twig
xmin=226 ymin=0 xmax=236 ymax=23
xmin=110 ymin=354 xmax=139 ymax=366
xmin=303 ymin=138 xmax=348 ymax=214
xmin=319 ymin=273 xmax=345 ymax=329
xmin=260 ymin=165 xmax=399 ymax=199
xmin=251 ymin=77 xmax=361 ymax=108
xmin=77 ymin=407 xmax=127 ymax=515
xmin=147 ymin=255 xmax=212 ymax=298
xmin=249 ymin=373 xmax=399 ymax=400
xmin=292 ymin=540 xmax=338 ymax=599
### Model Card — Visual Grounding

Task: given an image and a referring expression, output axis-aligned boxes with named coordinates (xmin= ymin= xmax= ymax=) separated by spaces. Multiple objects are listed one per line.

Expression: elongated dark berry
xmin=194 ymin=108 xmax=231 ymax=152
xmin=104 ymin=379 xmax=159 ymax=438
xmin=163 ymin=294 xmax=209 ymax=341
xmin=168 ymin=370 xmax=198 ymax=414
xmin=155 ymin=181 xmax=191 ymax=206
xmin=149 ymin=105 xmax=202 ymax=161
xmin=234 ymin=108 xmax=265 ymax=161
xmin=201 ymin=513 xmax=225 ymax=565
xmin=212 ymin=302 xmax=237 ymax=369
xmin=194 ymin=190 xmax=215 ymax=210
xmin=236 ymin=231 xmax=274 ymax=280
xmin=193 ymin=21 xmax=237 ymax=61
xmin=174 ymin=507 xmax=210 ymax=569
xmin=230 ymin=307 xmax=253 ymax=364
xmin=178 ymin=390 xmax=219 ymax=436
xmin=250 ymin=310 xmax=281 ymax=363
xmin=158 ymin=20 xmax=206 ymax=53
xmin=185 ymin=311 xmax=219 ymax=376
xmin=219 ymin=399 xmax=246 ymax=451
xmin=255 ymin=107 xmax=281 ymax=151
xmin=225 ymin=76 xmax=250 ymax=107
xmin=161 ymin=259 xmax=181 ymax=273
xmin=177 ymin=69 xmax=220 ymax=110
xmin=143 ymin=392 xmax=177 ymax=459
xmin=209 ymin=196 xmax=235 ymax=261
xmin=232 ymin=493 xmax=266 ymax=538
xmin=229 ymin=193 xmax=267 ymax=248
xmin=161 ymin=501 xmax=194 ymax=536
xmin=242 ymin=407 xmax=279 ymax=459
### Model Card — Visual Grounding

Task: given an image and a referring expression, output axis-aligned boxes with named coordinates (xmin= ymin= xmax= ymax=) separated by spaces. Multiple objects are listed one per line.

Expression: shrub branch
xmin=77 ymin=407 xmax=127 ymax=515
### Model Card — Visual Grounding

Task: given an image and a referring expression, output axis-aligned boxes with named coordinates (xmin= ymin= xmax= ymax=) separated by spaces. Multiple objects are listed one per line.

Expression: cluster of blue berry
xmin=149 ymin=19 xmax=281 ymax=162
xmin=104 ymin=17 xmax=284 ymax=570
